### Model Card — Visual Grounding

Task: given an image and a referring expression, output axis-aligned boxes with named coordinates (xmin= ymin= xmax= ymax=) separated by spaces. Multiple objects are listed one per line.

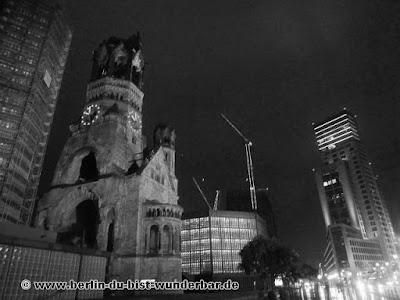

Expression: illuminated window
xmin=0 ymin=120 xmax=18 ymax=129
xmin=323 ymin=178 xmax=337 ymax=187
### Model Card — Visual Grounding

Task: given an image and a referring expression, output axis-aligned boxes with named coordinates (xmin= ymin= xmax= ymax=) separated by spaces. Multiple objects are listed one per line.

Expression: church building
xmin=35 ymin=34 xmax=183 ymax=285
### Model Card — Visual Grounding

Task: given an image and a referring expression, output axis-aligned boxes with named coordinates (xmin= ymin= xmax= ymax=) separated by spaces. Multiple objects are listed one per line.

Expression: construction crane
xmin=192 ymin=177 xmax=212 ymax=211
xmin=213 ymin=190 xmax=220 ymax=211
xmin=221 ymin=114 xmax=257 ymax=211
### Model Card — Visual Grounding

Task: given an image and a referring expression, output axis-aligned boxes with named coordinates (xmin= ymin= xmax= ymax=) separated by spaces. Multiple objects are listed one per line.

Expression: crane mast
xmin=221 ymin=114 xmax=257 ymax=211
xmin=245 ymin=143 xmax=257 ymax=210
xmin=213 ymin=190 xmax=220 ymax=211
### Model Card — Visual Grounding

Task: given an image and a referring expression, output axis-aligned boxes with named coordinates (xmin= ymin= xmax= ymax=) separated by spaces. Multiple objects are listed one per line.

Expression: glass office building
xmin=181 ymin=210 xmax=267 ymax=275
xmin=226 ymin=188 xmax=277 ymax=238
xmin=0 ymin=0 xmax=72 ymax=224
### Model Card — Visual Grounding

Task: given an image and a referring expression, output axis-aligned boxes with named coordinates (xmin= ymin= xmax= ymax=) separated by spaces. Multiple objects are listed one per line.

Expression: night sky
xmin=38 ymin=0 xmax=400 ymax=267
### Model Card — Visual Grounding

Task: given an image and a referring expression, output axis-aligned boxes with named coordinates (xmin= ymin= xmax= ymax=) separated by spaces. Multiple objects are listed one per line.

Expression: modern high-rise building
xmin=314 ymin=109 xmax=398 ymax=274
xmin=0 ymin=0 xmax=72 ymax=224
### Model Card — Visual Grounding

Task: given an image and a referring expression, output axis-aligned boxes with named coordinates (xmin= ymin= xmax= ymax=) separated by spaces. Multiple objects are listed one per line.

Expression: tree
xmin=296 ymin=263 xmax=318 ymax=281
xmin=239 ymin=235 xmax=301 ymax=290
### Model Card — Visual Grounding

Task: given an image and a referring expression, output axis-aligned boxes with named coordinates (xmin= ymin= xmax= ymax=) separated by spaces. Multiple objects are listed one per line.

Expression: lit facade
xmin=0 ymin=0 xmax=72 ymax=224
xmin=181 ymin=210 xmax=267 ymax=275
xmin=323 ymin=224 xmax=384 ymax=275
xmin=315 ymin=112 xmax=360 ymax=151
xmin=315 ymin=161 xmax=362 ymax=232
xmin=226 ymin=188 xmax=277 ymax=237
xmin=314 ymin=110 xmax=398 ymax=273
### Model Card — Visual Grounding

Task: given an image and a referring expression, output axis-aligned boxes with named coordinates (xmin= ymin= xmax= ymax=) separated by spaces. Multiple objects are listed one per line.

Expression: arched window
xmin=161 ymin=225 xmax=171 ymax=253
xmin=149 ymin=225 xmax=159 ymax=253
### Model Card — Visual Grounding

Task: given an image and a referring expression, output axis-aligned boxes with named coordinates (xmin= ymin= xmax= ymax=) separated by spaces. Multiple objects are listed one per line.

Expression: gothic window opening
xmin=149 ymin=225 xmax=159 ymax=253
xmin=79 ymin=151 xmax=99 ymax=182
xmin=107 ymin=221 xmax=115 ymax=252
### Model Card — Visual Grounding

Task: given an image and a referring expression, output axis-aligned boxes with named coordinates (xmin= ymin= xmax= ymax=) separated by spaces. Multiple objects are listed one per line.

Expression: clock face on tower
xmin=128 ymin=110 xmax=142 ymax=134
xmin=81 ymin=104 xmax=101 ymax=126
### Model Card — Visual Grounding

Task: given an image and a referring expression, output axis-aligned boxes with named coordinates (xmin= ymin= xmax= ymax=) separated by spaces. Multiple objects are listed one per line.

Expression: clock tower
xmin=35 ymin=34 xmax=183 ymax=293
xmin=61 ymin=33 xmax=146 ymax=179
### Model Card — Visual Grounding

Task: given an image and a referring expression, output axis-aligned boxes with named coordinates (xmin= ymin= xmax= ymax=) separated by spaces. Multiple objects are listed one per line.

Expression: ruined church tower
xmin=35 ymin=34 xmax=183 ymax=284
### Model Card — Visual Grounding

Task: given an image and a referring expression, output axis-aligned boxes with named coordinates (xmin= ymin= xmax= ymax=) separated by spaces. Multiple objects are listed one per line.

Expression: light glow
xmin=318 ymin=132 xmax=358 ymax=150
xmin=315 ymin=119 xmax=356 ymax=136
xmin=274 ymin=277 xmax=283 ymax=287
xmin=314 ymin=113 xmax=349 ymax=131
xmin=316 ymin=123 xmax=358 ymax=145
xmin=327 ymin=272 xmax=339 ymax=280
xmin=356 ymin=280 xmax=365 ymax=290
xmin=318 ymin=135 xmax=356 ymax=151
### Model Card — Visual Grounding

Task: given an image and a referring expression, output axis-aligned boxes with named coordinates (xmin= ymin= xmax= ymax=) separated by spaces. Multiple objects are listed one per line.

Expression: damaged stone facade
xmin=35 ymin=34 xmax=183 ymax=287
